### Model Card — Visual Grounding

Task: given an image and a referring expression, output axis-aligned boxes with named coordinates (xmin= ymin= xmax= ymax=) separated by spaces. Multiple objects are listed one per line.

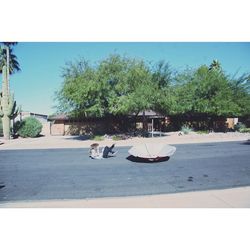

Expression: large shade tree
xmin=229 ymin=73 xmax=250 ymax=116
xmin=56 ymin=55 xmax=161 ymax=118
xmin=150 ymin=60 xmax=177 ymax=115
xmin=56 ymin=55 xmax=167 ymax=134
xmin=56 ymin=56 xmax=250 ymax=132
xmin=169 ymin=62 xmax=250 ymax=130
xmin=56 ymin=59 xmax=101 ymax=117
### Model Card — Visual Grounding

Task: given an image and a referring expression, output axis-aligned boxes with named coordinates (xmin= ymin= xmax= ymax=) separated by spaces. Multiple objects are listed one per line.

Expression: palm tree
xmin=0 ymin=42 xmax=21 ymax=74
xmin=209 ymin=59 xmax=221 ymax=71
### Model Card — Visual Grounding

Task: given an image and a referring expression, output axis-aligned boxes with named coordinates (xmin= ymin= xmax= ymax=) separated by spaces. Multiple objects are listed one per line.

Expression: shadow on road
xmin=241 ymin=140 xmax=250 ymax=145
xmin=64 ymin=135 xmax=92 ymax=141
xmin=126 ymin=155 xmax=170 ymax=163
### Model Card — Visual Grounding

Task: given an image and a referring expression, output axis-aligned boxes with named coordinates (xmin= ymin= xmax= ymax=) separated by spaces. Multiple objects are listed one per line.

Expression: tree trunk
xmin=6 ymin=46 xmax=10 ymax=94
xmin=2 ymin=115 xmax=10 ymax=140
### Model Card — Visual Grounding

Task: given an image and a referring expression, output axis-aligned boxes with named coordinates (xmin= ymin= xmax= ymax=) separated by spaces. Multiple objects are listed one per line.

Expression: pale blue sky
xmin=8 ymin=42 xmax=250 ymax=115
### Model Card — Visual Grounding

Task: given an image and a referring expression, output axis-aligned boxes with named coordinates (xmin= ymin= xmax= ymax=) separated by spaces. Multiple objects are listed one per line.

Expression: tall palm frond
xmin=0 ymin=42 xmax=21 ymax=74
xmin=209 ymin=59 xmax=221 ymax=71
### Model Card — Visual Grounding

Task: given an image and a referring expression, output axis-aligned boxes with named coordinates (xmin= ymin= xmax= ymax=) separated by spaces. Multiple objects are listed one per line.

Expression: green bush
xmin=196 ymin=130 xmax=209 ymax=134
xmin=0 ymin=119 xmax=3 ymax=137
xmin=234 ymin=122 xmax=246 ymax=131
xmin=92 ymin=135 xmax=104 ymax=141
xmin=181 ymin=125 xmax=193 ymax=135
xmin=239 ymin=128 xmax=250 ymax=133
xmin=112 ymin=135 xmax=123 ymax=141
xmin=17 ymin=117 xmax=42 ymax=138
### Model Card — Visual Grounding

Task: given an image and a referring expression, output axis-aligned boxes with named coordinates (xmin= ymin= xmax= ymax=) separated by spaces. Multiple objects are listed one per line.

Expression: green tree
xmin=209 ymin=59 xmax=221 ymax=72
xmin=229 ymin=73 xmax=250 ymax=116
xmin=152 ymin=60 xmax=173 ymax=88
xmin=96 ymin=54 xmax=132 ymax=115
xmin=56 ymin=58 xmax=103 ymax=117
xmin=56 ymin=54 xmax=163 ymax=133
xmin=56 ymin=56 xmax=250 ymax=132
xmin=171 ymin=63 xmax=243 ymax=130
xmin=191 ymin=65 xmax=238 ymax=116
xmin=107 ymin=57 xmax=158 ymax=131
xmin=0 ymin=42 xmax=21 ymax=74
xmin=174 ymin=64 xmax=240 ymax=116
xmin=56 ymin=55 xmax=159 ymax=118
xmin=167 ymin=68 xmax=195 ymax=115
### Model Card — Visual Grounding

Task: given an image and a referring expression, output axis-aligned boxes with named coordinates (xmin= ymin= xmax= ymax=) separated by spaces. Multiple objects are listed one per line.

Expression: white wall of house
xmin=17 ymin=111 xmax=51 ymax=136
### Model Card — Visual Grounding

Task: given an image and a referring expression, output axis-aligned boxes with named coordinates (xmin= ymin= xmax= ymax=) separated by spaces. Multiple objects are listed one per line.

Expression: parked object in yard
xmin=128 ymin=143 xmax=176 ymax=162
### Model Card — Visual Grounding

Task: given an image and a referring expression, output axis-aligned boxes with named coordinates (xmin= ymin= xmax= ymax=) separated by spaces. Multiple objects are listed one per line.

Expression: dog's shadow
xmin=126 ymin=155 xmax=170 ymax=163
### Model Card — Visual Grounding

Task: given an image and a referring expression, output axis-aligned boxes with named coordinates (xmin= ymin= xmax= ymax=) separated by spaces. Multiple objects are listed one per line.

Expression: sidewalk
xmin=1 ymin=186 xmax=250 ymax=208
xmin=0 ymin=132 xmax=250 ymax=150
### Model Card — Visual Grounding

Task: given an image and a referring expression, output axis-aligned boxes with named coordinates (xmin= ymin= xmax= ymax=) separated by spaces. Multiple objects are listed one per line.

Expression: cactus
xmin=0 ymin=65 xmax=20 ymax=139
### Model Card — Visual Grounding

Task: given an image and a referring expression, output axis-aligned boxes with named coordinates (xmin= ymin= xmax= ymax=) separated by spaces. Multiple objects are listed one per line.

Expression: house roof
xmin=48 ymin=110 xmax=165 ymax=121
xmin=132 ymin=110 xmax=165 ymax=118
xmin=48 ymin=114 xmax=70 ymax=121
xmin=21 ymin=111 xmax=48 ymax=118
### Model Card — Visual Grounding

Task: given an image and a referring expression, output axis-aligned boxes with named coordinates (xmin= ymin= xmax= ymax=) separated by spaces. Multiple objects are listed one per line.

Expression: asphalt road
xmin=0 ymin=141 xmax=250 ymax=203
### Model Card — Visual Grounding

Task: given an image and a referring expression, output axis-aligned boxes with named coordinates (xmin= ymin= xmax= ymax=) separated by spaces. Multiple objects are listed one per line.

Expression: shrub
xmin=17 ymin=117 xmax=42 ymax=138
xmin=181 ymin=125 xmax=193 ymax=135
xmin=0 ymin=119 xmax=3 ymax=137
xmin=196 ymin=130 xmax=209 ymax=134
xmin=239 ymin=128 xmax=250 ymax=133
xmin=92 ymin=135 xmax=104 ymax=141
xmin=234 ymin=122 xmax=246 ymax=131
xmin=165 ymin=123 xmax=176 ymax=132
xmin=112 ymin=134 xmax=131 ymax=140
xmin=112 ymin=135 xmax=122 ymax=141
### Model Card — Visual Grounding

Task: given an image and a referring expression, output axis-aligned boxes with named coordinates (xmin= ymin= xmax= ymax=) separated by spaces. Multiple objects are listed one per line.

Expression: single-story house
xmin=130 ymin=110 xmax=166 ymax=131
xmin=48 ymin=110 xmax=167 ymax=136
xmin=18 ymin=111 xmax=48 ymax=123
xmin=48 ymin=111 xmax=240 ymax=136
xmin=16 ymin=111 xmax=50 ymax=135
